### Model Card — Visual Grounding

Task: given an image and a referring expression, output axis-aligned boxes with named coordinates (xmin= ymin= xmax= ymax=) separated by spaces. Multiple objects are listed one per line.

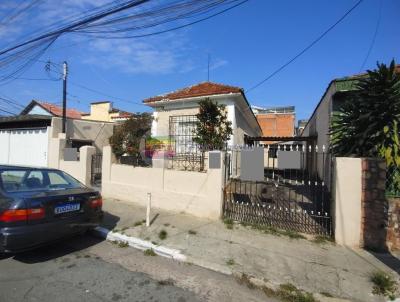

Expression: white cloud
xmin=209 ymin=58 xmax=228 ymax=71
xmin=81 ymin=33 xmax=195 ymax=75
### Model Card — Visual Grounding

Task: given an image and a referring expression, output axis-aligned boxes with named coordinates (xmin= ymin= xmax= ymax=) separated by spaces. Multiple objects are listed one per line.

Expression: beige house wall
xmin=51 ymin=117 xmax=113 ymax=152
xmin=81 ymin=102 xmax=121 ymax=122
xmin=333 ymin=157 xmax=362 ymax=247
xmin=59 ymin=146 xmax=96 ymax=186
xmin=153 ymin=107 xmax=199 ymax=138
xmin=101 ymin=146 xmax=224 ymax=219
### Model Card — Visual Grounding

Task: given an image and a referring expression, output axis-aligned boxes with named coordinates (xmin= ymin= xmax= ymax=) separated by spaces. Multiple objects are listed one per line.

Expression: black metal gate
xmin=91 ymin=154 xmax=102 ymax=186
xmin=223 ymin=144 xmax=333 ymax=236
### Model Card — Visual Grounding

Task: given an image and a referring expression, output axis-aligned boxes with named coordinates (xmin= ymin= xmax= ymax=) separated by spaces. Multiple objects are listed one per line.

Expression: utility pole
xmin=62 ymin=61 xmax=68 ymax=134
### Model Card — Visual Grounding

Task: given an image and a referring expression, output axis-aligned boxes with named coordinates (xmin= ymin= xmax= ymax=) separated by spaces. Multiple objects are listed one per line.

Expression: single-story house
xmin=302 ymin=64 xmax=400 ymax=150
xmin=301 ymin=65 xmax=400 ymax=184
xmin=21 ymin=100 xmax=83 ymax=119
xmin=0 ymin=113 xmax=113 ymax=168
xmin=143 ymin=82 xmax=262 ymax=155
xmin=81 ymin=101 xmax=134 ymax=122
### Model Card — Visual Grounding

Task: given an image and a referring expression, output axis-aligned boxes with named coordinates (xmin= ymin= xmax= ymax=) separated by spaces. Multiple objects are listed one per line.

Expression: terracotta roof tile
xmin=143 ymin=82 xmax=243 ymax=104
xmin=37 ymin=101 xmax=83 ymax=119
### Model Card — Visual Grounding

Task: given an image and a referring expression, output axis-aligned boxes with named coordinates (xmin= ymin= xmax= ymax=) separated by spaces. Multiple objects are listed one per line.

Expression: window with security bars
xmin=169 ymin=115 xmax=200 ymax=155
xmin=168 ymin=115 xmax=204 ymax=171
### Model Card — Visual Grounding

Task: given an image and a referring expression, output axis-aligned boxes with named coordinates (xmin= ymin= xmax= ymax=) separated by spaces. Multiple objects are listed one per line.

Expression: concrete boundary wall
xmin=59 ymin=146 xmax=95 ymax=186
xmin=101 ymin=146 xmax=225 ymax=220
xmin=334 ymin=157 xmax=390 ymax=251
xmin=333 ymin=157 xmax=362 ymax=247
xmin=48 ymin=133 xmax=95 ymax=186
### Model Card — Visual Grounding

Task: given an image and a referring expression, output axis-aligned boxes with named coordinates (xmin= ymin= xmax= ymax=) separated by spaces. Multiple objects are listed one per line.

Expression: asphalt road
xmin=0 ymin=235 xmax=274 ymax=302
xmin=0 ymin=239 xmax=199 ymax=302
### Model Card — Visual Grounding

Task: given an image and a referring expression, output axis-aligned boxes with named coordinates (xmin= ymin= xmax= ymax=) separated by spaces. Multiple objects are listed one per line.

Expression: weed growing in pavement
xmin=320 ymin=291 xmax=333 ymax=297
xmin=144 ymin=249 xmax=157 ymax=256
xmin=226 ymin=258 xmax=235 ymax=266
xmin=240 ymin=223 xmax=306 ymax=239
xmin=312 ymin=235 xmax=334 ymax=244
xmin=158 ymin=229 xmax=168 ymax=240
xmin=235 ymin=273 xmax=255 ymax=289
xmin=223 ymin=218 xmax=234 ymax=230
xmin=158 ymin=279 xmax=174 ymax=286
xmin=111 ymin=240 xmax=129 ymax=248
xmin=283 ymin=230 xmax=306 ymax=240
xmin=272 ymin=283 xmax=316 ymax=302
xmin=133 ymin=220 xmax=145 ymax=227
xmin=188 ymin=230 xmax=197 ymax=235
xmin=370 ymin=271 xmax=397 ymax=300
xmin=234 ymin=273 xmax=317 ymax=302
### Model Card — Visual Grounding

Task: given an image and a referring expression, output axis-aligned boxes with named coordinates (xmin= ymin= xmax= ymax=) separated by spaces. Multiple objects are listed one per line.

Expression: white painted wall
xmin=333 ymin=157 xmax=362 ymax=247
xmin=59 ymin=146 xmax=96 ymax=186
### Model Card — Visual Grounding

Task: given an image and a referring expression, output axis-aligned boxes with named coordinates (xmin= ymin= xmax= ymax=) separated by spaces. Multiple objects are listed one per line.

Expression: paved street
xmin=0 ymin=235 xmax=274 ymax=302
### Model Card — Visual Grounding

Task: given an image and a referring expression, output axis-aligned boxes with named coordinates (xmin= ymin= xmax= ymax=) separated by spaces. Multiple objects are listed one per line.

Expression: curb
xmin=92 ymin=226 xmax=186 ymax=261
xmin=92 ymin=227 xmax=353 ymax=302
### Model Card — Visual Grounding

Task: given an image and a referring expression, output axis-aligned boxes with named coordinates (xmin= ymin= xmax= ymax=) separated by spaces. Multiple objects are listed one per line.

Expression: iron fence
xmin=386 ymin=165 xmax=400 ymax=197
xmin=91 ymin=154 xmax=102 ymax=186
xmin=223 ymin=144 xmax=333 ymax=236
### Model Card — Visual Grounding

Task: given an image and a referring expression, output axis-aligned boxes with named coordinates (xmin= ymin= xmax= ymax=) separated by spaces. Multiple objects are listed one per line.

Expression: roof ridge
xmin=143 ymin=81 xmax=243 ymax=104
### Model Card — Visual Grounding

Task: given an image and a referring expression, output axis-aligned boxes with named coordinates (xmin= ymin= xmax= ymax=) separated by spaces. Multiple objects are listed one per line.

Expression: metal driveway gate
xmin=223 ymin=144 xmax=333 ymax=236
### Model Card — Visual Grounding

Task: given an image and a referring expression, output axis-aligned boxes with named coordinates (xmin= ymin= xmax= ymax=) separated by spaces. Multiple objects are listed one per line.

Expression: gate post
xmin=333 ymin=158 xmax=362 ymax=247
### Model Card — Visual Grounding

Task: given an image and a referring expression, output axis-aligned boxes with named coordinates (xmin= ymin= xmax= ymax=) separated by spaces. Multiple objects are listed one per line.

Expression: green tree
xmin=193 ymin=98 xmax=233 ymax=151
xmin=330 ymin=60 xmax=400 ymax=194
xmin=109 ymin=113 xmax=152 ymax=159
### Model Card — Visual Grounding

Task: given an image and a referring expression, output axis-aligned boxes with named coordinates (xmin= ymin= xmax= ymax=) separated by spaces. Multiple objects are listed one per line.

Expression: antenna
xmin=207 ymin=53 xmax=210 ymax=81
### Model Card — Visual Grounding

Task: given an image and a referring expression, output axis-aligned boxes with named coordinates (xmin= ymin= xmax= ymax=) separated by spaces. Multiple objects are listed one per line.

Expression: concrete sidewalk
xmin=100 ymin=198 xmax=400 ymax=302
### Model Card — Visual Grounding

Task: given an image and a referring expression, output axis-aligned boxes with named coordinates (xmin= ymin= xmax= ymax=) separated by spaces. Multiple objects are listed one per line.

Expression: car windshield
xmin=0 ymin=168 xmax=84 ymax=193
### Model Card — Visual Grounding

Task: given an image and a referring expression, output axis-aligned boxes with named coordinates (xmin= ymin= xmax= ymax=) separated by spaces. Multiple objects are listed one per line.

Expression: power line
xmin=246 ymin=0 xmax=364 ymax=93
xmin=0 ymin=0 xmax=150 ymax=56
xmin=359 ymin=0 xmax=382 ymax=72
xmin=81 ymin=0 xmax=249 ymax=39
xmin=0 ymin=1 xmax=245 ymax=82
xmin=0 ymin=107 xmax=18 ymax=116
xmin=69 ymin=80 xmax=147 ymax=107
xmin=0 ymin=0 xmax=43 ymax=27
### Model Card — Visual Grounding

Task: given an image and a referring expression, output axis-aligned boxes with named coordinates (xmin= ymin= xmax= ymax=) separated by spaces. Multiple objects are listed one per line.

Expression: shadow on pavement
xmin=11 ymin=211 xmax=120 ymax=264
xmin=369 ymin=251 xmax=400 ymax=274
xmin=100 ymin=211 xmax=121 ymax=229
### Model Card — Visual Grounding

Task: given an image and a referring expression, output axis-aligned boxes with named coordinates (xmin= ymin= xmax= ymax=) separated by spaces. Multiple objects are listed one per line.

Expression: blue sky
xmin=0 ymin=0 xmax=399 ymax=120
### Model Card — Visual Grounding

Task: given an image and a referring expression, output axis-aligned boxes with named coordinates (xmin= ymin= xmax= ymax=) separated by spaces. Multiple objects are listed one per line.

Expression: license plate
xmin=55 ymin=203 xmax=80 ymax=215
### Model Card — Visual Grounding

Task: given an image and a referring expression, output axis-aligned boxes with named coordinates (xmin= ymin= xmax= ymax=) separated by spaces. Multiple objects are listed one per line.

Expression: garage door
xmin=0 ymin=128 xmax=49 ymax=167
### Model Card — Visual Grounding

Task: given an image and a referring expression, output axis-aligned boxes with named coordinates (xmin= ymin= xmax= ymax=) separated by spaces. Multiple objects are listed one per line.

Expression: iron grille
xmin=168 ymin=115 xmax=204 ymax=171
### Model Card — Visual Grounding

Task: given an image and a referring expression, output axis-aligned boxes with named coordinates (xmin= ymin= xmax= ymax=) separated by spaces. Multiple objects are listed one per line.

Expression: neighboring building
xmin=302 ymin=65 xmax=400 ymax=151
xmin=252 ymin=106 xmax=295 ymax=138
xmin=81 ymin=101 xmax=134 ymax=122
xmin=0 ymin=114 xmax=113 ymax=167
xmin=143 ymin=82 xmax=262 ymax=153
xmin=21 ymin=100 xmax=83 ymax=119
xmin=301 ymin=65 xmax=400 ymax=184
xmin=296 ymin=119 xmax=308 ymax=136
